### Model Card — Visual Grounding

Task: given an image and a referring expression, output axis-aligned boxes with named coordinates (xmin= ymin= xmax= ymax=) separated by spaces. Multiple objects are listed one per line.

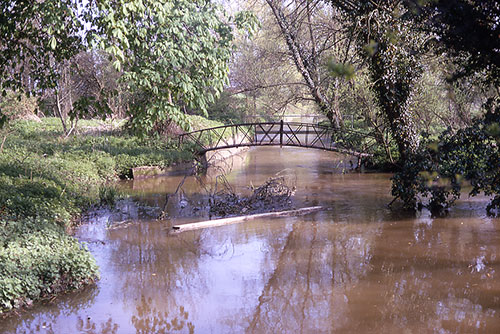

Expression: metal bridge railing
xmin=178 ymin=121 xmax=375 ymax=157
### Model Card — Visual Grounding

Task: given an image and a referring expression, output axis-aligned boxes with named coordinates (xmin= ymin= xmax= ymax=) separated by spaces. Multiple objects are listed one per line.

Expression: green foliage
xmin=0 ymin=0 xmax=82 ymax=94
xmin=99 ymin=185 xmax=118 ymax=207
xmin=365 ymin=11 xmax=424 ymax=157
xmin=0 ymin=176 xmax=73 ymax=224
xmin=2 ymin=118 xmax=194 ymax=180
xmin=233 ymin=10 xmax=260 ymax=37
xmin=0 ymin=91 xmax=38 ymax=121
xmin=332 ymin=1 xmax=428 ymax=159
xmin=189 ymin=115 xmax=225 ymax=131
xmin=327 ymin=58 xmax=355 ymax=80
xmin=86 ymin=0 xmax=250 ymax=133
xmin=206 ymin=91 xmax=247 ymax=125
xmin=0 ymin=117 xmax=196 ymax=313
xmin=0 ymin=224 xmax=98 ymax=310
xmin=391 ymin=104 xmax=500 ymax=213
xmin=416 ymin=0 xmax=500 ymax=87
xmin=1 ymin=1 xmax=257 ymax=133
xmin=368 ymin=142 xmax=400 ymax=170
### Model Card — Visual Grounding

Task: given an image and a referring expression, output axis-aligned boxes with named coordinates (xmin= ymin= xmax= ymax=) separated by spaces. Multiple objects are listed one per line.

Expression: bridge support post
xmin=197 ymin=153 xmax=209 ymax=172
xmin=280 ymin=120 xmax=283 ymax=148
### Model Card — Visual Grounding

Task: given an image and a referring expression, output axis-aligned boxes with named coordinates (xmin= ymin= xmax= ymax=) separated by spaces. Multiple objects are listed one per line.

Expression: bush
xmin=205 ymin=91 xmax=246 ymax=124
xmin=0 ymin=225 xmax=98 ymax=310
xmin=0 ymin=91 xmax=38 ymax=121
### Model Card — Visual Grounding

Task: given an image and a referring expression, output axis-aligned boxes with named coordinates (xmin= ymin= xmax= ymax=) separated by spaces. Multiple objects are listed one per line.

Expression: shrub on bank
xmin=0 ymin=117 xmax=196 ymax=313
xmin=0 ymin=223 xmax=97 ymax=310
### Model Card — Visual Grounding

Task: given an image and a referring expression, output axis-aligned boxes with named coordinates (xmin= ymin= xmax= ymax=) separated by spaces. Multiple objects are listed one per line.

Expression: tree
xmin=389 ymin=0 xmax=500 ymax=213
xmin=0 ymin=0 xmax=83 ymax=128
xmin=86 ymin=0 xmax=251 ymax=133
xmin=39 ymin=51 xmax=124 ymax=136
xmin=331 ymin=0 xmax=500 ymax=212
xmin=227 ymin=1 xmax=314 ymax=120
xmin=263 ymin=0 xmax=360 ymax=128
xmin=331 ymin=1 xmax=429 ymax=160
xmin=2 ymin=0 xmax=255 ymax=134
xmin=412 ymin=0 xmax=500 ymax=87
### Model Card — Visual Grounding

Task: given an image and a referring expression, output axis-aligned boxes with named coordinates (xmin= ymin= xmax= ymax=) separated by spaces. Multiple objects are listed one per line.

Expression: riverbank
xmin=0 ymin=116 xmax=220 ymax=315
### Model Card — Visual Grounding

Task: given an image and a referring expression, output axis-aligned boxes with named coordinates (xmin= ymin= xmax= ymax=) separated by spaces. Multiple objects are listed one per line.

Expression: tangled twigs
xmin=209 ymin=176 xmax=295 ymax=217
xmin=158 ymin=162 xmax=296 ymax=220
xmin=157 ymin=166 xmax=194 ymax=220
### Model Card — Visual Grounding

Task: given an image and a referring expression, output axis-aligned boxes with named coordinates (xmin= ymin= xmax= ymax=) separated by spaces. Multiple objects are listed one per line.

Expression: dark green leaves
xmin=87 ymin=0 xmax=241 ymax=133
xmin=392 ymin=109 xmax=500 ymax=213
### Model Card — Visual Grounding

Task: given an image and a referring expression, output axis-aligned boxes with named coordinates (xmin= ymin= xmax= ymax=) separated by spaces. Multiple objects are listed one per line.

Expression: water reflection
xmin=75 ymin=316 xmax=119 ymax=334
xmin=1 ymin=147 xmax=499 ymax=333
xmin=132 ymin=297 xmax=194 ymax=334
xmin=0 ymin=284 xmax=103 ymax=334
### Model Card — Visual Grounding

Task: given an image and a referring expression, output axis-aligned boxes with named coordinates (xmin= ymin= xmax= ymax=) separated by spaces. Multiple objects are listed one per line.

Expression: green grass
xmin=0 ymin=117 xmax=200 ymax=313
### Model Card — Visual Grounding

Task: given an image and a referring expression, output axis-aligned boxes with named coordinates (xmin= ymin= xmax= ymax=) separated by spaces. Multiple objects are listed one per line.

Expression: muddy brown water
xmin=1 ymin=147 xmax=500 ymax=333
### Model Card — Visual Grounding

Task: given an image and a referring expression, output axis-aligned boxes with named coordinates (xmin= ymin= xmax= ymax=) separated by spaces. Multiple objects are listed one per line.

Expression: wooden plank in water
xmin=171 ymin=206 xmax=323 ymax=233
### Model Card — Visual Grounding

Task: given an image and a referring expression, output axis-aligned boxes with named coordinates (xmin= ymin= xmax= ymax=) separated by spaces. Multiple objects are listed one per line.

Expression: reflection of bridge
xmin=178 ymin=121 xmax=376 ymax=157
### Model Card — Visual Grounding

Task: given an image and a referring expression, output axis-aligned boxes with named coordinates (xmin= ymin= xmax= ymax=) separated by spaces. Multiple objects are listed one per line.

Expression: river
xmin=1 ymin=147 xmax=499 ymax=333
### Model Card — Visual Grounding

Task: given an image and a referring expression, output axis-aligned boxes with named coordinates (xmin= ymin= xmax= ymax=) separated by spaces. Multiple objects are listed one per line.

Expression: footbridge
xmin=178 ymin=121 xmax=376 ymax=158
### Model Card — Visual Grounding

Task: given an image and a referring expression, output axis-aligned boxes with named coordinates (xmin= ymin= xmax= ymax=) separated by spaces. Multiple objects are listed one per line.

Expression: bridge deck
xmin=178 ymin=121 xmax=375 ymax=157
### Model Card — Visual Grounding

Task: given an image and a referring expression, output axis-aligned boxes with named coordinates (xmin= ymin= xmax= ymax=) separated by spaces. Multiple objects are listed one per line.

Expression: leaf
xmin=50 ymin=36 xmax=57 ymax=50
xmin=112 ymin=60 xmax=121 ymax=72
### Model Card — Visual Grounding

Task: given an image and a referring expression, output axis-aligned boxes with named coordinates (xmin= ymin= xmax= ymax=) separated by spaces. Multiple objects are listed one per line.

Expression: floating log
xmin=171 ymin=206 xmax=323 ymax=233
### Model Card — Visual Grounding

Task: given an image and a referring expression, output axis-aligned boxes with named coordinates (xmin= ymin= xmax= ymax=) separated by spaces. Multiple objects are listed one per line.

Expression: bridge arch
xmin=178 ymin=121 xmax=375 ymax=157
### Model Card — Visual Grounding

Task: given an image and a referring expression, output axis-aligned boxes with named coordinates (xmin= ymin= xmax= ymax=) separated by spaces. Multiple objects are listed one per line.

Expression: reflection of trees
xmin=342 ymin=214 xmax=500 ymax=333
xmin=242 ymin=203 xmax=499 ymax=333
xmin=247 ymin=221 xmax=318 ymax=333
xmin=0 ymin=284 xmax=101 ymax=334
xmin=246 ymin=218 xmax=380 ymax=333
xmin=106 ymin=222 xmax=209 ymax=312
xmin=75 ymin=316 xmax=119 ymax=334
xmin=106 ymin=217 xmax=271 ymax=333
xmin=131 ymin=296 xmax=194 ymax=334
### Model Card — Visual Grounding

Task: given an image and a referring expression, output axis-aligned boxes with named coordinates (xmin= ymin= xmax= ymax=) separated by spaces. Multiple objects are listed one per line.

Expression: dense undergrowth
xmin=0 ymin=116 xmax=220 ymax=314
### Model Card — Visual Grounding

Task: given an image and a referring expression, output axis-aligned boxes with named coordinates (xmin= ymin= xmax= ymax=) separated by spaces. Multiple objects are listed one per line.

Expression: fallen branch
xmin=170 ymin=206 xmax=323 ymax=233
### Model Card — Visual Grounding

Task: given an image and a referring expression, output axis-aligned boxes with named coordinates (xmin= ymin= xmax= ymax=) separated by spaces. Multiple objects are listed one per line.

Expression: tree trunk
xmin=55 ymin=90 xmax=68 ymax=135
xmin=367 ymin=41 xmax=420 ymax=161
xmin=0 ymin=134 xmax=8 ymax=153
xmin=265 ymin=0 xmax=343 ymax=128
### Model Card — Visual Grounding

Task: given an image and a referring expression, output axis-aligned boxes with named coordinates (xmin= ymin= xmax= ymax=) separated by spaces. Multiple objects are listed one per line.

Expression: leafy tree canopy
xmin=87 ymin=0 xmax=239 ymax=132
xmin=0 ymin=0 xmax=257 ymax=132
xmin=0 ymin=0 xmax=83 ymax=127
xmin=410 ymin=0 xmax=500 ymax=85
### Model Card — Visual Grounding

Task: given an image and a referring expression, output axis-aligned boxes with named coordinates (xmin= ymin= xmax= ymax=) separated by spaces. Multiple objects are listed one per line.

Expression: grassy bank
xmin=0 ymin=116 xmax=221 ymax=313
